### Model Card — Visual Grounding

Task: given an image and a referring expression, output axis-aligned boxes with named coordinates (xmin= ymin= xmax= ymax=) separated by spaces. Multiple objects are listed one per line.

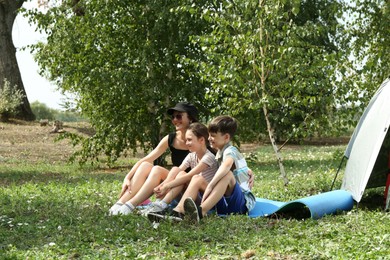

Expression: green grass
xmin=1 ymin=145 xmax=389 ymax=259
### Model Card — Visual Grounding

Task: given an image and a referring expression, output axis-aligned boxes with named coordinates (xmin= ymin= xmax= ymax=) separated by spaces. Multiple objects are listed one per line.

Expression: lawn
xmin=0 ymin=121 xmax=389 ymax=259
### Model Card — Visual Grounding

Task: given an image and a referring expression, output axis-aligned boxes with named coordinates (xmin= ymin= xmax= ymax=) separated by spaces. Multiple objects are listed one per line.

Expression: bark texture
xmin=0 ymin=0 xmax=35 ymax=120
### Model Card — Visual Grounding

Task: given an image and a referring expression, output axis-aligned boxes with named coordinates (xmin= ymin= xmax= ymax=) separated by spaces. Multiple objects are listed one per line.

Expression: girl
xmin=146 ymin=122 xmax=218 ymax=221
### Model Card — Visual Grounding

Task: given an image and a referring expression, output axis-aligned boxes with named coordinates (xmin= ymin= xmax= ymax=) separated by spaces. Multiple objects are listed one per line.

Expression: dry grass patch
xmin=0 ymin=119 xmax=93 ymax=164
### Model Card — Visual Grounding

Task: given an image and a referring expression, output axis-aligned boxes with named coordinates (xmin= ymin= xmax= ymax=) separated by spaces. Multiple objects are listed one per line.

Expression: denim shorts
xmin=215 ymin=182 xmax=247 ymax=215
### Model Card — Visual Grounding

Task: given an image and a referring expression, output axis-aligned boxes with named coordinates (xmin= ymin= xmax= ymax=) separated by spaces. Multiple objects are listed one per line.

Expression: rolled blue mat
xmin=248 ymin=190 xmax=354 ymax=219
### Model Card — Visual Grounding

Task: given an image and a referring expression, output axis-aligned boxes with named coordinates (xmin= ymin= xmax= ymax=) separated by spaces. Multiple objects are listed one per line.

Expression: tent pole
xmin=330 ymin=156 xmax=346 ymax=191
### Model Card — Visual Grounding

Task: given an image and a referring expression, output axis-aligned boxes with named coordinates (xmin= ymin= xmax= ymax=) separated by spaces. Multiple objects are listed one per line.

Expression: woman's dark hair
xmin=167 ymin=102 xmax=199 ymax=122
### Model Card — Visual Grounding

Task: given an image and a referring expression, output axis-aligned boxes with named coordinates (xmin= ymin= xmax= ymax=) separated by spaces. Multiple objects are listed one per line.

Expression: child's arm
xmin=202 ymin=157 xmax=234 ymax=201
xmin=154 ymin=166 xmax=182 ymax=197
xmin=157 ymin=162 xmax=210 ymax=195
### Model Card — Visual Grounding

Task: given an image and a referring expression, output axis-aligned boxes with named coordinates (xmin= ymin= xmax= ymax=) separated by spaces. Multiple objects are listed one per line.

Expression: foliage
xmin=342 ymin=0 xmax=390 ymax=96
xmin=177 ymin=0 xmax=353 ymax=143
xmin=1 ymin=142 xmax=389 ymax=258
xmin=27 ymin=0 xmax=212 ymax=163
xmin=0 ymin=79 xmax=25 ymax=121
xmin=24 ymin=0 xmax=390 ymax=165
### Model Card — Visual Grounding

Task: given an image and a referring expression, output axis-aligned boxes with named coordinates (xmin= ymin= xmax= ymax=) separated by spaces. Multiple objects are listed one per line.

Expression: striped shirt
xmin=180 ymin=149 xmax=218 ymax=183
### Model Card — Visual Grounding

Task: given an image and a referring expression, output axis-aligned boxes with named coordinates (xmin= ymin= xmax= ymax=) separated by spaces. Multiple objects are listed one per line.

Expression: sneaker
xmin=139 ymin=201 xmax=167 ymax=216
xmin=117 ymin=202 xmax=134 ymax=215
xmin=147 ymin=208 xmax=184 ymax=222
xmin=108 ymin=202 xmax=124 ymax=216
xmin=184 ymin=197 xmax=202 ymax=223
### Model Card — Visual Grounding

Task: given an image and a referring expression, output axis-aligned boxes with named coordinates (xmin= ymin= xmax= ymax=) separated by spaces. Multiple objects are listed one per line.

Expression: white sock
xmin=108 ymin=202 xmax=124 ymax=216
xmin=124 ymin=202 xmax=135 ymax=210
xmin=117 ymin=202 xmax=135 ymax=215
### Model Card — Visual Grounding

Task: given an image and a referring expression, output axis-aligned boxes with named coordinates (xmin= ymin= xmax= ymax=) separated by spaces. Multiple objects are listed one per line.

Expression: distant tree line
xmin=31 ymin=101 xmax=86 ymax=122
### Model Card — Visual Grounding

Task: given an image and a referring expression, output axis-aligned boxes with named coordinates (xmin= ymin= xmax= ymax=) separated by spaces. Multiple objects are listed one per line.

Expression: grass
xmin=0 ymin=121 xmax=389 ymax=259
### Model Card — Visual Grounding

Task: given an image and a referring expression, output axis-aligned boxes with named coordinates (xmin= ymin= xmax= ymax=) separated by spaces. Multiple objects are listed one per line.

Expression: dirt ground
xmin=0 ymin=119 xmax=91 ymax=163
xmin=0 ymin=119 xmax=349 ymax=164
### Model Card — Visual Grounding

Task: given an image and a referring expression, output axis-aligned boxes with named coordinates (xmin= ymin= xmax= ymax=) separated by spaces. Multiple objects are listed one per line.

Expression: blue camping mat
xmin=248 ymin=190 xmax=354 ymax=219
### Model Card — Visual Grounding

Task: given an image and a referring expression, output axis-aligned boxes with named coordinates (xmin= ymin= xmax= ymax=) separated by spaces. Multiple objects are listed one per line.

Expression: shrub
xmin=0 ymin=79 xmax=25 ymax=121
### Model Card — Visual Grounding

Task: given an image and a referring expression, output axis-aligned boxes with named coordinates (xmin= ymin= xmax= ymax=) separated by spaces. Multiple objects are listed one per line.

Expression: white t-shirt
xmin=180 ymin=149 xmax=218 ymax=183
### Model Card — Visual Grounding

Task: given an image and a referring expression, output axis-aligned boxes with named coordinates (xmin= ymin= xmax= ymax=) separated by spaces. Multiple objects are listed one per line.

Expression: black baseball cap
xmin=167 ymin=102 xmax=199 ymax=122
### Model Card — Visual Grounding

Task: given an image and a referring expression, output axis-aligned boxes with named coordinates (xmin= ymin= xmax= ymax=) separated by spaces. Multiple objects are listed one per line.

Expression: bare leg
xmin=200 ymin=173 xmax=236 ymax=216
xmin=109 ymin=162 xmax=155 ymax=215
xmin=164 ymin=166 xmax=182 ymax=183
xmin=118 ymin=161 xmax=154 ymax=203
xmin=128 ymin=166 xmax=169 ymax=206
xmin=174 ymin=175 xmax=208 ymax=213
xmin=160 ymin=171 xmax=187 ymax=204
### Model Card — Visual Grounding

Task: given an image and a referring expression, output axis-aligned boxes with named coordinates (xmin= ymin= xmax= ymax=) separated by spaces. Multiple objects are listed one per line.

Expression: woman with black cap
xmin=109 ymin=102 xmax=199 ymax=215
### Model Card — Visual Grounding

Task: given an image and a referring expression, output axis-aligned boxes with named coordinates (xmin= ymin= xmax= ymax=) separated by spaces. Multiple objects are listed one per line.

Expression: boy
xmin=150 ymin=115 xmax=255 ymax=223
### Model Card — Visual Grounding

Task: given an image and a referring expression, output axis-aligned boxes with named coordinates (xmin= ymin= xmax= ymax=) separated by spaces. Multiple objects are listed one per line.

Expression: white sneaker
xmin=140 ymin=201 xmax=167 ymax=216
xmin=117 ymin=202 xmax=135 ymax=215
xmin=108 ymin=202 xmax=123 ymax=216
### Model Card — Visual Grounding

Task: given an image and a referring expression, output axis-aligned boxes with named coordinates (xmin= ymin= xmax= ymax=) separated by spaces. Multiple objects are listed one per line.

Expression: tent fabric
xmin=342 ymin=78 xmax=390 ymax=202
xmin=248 ymin=190 xmax=354 ymax=219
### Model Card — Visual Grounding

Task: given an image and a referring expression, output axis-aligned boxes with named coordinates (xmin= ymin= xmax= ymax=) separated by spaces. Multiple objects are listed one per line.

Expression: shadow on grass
xmin=358 ymin=188 xmax=386 ymax=211
xmin=0 ymin=166 xmax=269 ymax=258
xmin=0 ymin=170 xmax=127 ymax=253
xmin=65 ymin=124 xmax=96 ymax=137
xmin=0 ymin=188 xmax=267 ymax=258
xmin=0 ymin=167 xmax=123 ymax=187
xmin=250 ymin=155 xmax=344 ymax=174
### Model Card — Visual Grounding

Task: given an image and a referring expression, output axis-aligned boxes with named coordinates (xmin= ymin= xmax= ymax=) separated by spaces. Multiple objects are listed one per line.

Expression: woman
xmin=109 ymin=102 xmax=199 ymax=215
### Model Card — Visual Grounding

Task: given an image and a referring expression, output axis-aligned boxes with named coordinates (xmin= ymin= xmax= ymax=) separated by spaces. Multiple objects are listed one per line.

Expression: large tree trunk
xmin=0 ymin=0 xmax=35 ymax=121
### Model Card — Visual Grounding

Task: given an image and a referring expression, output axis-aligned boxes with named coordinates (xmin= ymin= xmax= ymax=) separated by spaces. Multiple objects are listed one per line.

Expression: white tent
xmin=342 ymin=78 xmax=390 ymax=203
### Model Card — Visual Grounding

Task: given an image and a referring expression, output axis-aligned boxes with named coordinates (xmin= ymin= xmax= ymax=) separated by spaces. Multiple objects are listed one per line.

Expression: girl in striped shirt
xmin=145 ymin=122 xmax=218 ymax=217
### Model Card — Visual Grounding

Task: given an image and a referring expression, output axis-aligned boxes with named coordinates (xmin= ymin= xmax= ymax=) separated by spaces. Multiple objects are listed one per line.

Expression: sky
xmin=12 ymin=2 xmax=64 ymax=110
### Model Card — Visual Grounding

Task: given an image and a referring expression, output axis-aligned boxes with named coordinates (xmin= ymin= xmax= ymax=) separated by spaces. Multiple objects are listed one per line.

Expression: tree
xmin=30 ymin=101 xmax=55 ymax=120
xmin=26 ymin=0 xmax=389 ymax=169
xmin=29 ymin=0 xmax=212 ymax=163
xmin=343 ymin=0 xmax=390 ymax=100
xmin=177 ymin=0 xmax=350 ymax=184
xmin=0 ymin=0 xmax=35 ymax=120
